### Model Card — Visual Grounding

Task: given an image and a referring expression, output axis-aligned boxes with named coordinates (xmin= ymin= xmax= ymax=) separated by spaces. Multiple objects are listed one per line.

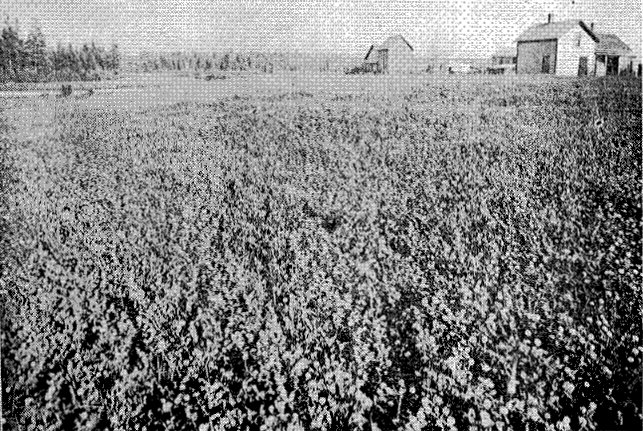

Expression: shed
xmin=363 ymin=35 xmax=415 ymax=74
xmin=516 ymin=15 xmax=599 ymax=76
xmin=594 ymin=33 xmax=636 ymax=76
xmin=489 ymin=46 xmax=517 ymax=74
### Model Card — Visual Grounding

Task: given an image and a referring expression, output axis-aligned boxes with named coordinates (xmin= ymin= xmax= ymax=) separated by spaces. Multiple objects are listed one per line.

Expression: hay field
xmin=1 ymin=74 xmax=641 ymax=430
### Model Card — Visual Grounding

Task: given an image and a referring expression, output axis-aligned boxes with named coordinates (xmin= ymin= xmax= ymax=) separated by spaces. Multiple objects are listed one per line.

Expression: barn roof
xmin=517 ymin=20 xmax=599 ymax=43
xmin=381 ymin=35 xmax=414 ymax=51
xmin=364 ymin=35 xmax=414 ymax=62
xmin=595 ymin=33 xmax=634 ymax=56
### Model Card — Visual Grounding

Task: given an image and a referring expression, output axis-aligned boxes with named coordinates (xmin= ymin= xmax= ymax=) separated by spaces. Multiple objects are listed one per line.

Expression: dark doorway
xmin=541 ymin=55 xmax=551 ymax=73
xmin=578 ymin=56 xmax=588 ymax=76
xmin=606 ymin=56 xmax=619 ymax=75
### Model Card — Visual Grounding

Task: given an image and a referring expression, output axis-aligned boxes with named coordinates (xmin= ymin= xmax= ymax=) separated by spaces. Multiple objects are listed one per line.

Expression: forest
xmin=0 ymin=20 xmax=120 ymax=83
xmin=129 ymin=50 xmax=352 ymax=74
xmin=0 ymin=19 xmax=348 ymax=84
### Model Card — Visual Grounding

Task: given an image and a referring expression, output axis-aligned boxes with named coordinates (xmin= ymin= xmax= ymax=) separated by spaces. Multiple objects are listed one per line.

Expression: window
xmin=577 ymin=33 xmax=582 ymax=47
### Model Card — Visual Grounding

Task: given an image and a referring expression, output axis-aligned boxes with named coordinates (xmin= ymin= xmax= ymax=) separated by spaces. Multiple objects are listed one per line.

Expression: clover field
xmin=1 ymin=76 xmax=641 ymax=430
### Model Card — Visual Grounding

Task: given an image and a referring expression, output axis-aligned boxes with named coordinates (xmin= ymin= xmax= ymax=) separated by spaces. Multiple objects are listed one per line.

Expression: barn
xmin=363 ymin=35 xmax=415 ymax=74
xmin=594 ymin=33 xmax=636 ymax=76
xmin=516 ymin=15 xmax=599 ymax=76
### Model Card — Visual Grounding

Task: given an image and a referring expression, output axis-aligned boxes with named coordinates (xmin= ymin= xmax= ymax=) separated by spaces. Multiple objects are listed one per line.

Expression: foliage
xmin=0 ymin=19 xmax=119 ymax=83
xmin=130 ymin=51 xmax=353 ymax=75
xmin=1 ymin=77 xmax=641 ymax=430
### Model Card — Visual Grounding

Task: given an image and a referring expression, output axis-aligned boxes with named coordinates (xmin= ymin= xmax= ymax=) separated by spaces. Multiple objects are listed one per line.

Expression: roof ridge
xmin=381 ymin=34 xmax=414 ymax=51
xmin=518 ymin=19 xmax=599 ymax=43
xmin=529 ymin=18 xmax=580 ymax=26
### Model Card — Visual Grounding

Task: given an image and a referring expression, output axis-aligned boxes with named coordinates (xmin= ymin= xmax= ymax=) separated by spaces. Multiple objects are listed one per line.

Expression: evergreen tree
xmin=25 ymin=25 xmax=49 ymax=80
xmin=108 ymin=43 xmax=120 ymax=71
xmin=0 ymin=18 xmax=118 ymax=82
xmin=1 ymin=19 xmax=23 ymax=81
xmin=81 ymin=43 xmax=97 ymax=77
xmin=67 ymin=43 xmax=80 ymax=78
xmin=220 ymin=52 xmax=230 ymax=71
xmin=91 ymin=42 xmax=106 ymax=70
xmin=52 ymin=42 xmax=66 ymax=80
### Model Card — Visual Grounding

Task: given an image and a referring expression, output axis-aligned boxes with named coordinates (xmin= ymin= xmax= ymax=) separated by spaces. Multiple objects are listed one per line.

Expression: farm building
xmin=516 ymin=15 xmax=599 ymax=76
xmin=423 ymin=58 xmax=487 ymax=74
xmin=594 ymin=33 xmax=636 ymax=76
xmin=448 ymin=63 xmax=480 ymax=74
xmin=488 ymin=47 xmax=517 ymax=74
xmin=363 ymin=35 xmax=415 ymax=74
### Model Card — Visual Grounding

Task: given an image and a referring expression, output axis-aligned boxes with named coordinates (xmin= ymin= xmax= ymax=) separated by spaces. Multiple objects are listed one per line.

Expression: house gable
xmin=556 ymin=25 xmax=597 ymax=75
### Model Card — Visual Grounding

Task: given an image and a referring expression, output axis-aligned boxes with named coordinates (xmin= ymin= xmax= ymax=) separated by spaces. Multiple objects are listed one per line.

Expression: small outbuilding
xmin=363 ymin=35 xmax=415 ymax=74
xmin=594 ymin=33 xmax=636 ymax=76
xmin=488 ymin=47 xmax=517 ymax=74
xmin=516 ymin=15 xmax=599 ymax=76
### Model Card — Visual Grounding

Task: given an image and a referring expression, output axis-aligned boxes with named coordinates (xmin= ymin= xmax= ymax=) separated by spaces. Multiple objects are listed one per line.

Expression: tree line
xmin=131 ymin=51 xmax=300 ymax=74
xmin=0 ymin=19 xmax=120 ymax=83
xmin=131 ymin=51 xmax=353 ymax=74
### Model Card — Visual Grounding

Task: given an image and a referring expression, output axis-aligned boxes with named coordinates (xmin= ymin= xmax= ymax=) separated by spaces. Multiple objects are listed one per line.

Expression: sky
xmin=2 ymin=0 xmax=641 ymax=59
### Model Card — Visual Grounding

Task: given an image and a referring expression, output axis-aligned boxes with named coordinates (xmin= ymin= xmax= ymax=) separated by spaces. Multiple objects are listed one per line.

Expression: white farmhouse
xmin=516 ymin=15 xmax=598 ymax=76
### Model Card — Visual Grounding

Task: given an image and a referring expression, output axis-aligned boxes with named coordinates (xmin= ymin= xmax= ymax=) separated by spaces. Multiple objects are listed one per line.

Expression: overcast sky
xmin=2 ymin=0 xmax=641 ymax=58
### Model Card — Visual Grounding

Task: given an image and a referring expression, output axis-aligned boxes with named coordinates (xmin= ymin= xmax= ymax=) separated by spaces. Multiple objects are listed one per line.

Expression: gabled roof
xmin=380 ymin=34 xmax=414 ymax=51
xmin=596 ymin=33 xmax=634 ymax=56
xmin=364 ymin=35 xmax=414 ymax=62
xmin=517 ymin=20 xmax=599 ymax=43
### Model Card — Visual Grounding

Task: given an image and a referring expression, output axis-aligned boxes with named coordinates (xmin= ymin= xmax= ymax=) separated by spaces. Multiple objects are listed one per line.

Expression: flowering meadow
xmin=1 ymin=76 xmax=641 ymax=430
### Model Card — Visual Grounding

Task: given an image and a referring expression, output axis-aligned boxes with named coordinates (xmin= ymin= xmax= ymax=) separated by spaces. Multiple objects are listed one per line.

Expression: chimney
xmin=590 ymin=22 xmax=594 ymax=32
xmin=548 ymin=13 xmax=554 ymax=24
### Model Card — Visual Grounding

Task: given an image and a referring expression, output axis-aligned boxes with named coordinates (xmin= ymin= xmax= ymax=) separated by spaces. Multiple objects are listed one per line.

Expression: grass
xmin=1 ymin=75 xmax=641 ymax=430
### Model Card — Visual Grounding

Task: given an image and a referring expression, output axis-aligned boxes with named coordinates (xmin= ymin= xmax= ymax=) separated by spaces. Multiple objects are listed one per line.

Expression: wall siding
xmin=556 ymin=29 xmax=596 ymax=76
xmin=385 ymin=39 xmax=414 ymax=74
xmin=517 ymin=40 xmax=557 ymax=74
